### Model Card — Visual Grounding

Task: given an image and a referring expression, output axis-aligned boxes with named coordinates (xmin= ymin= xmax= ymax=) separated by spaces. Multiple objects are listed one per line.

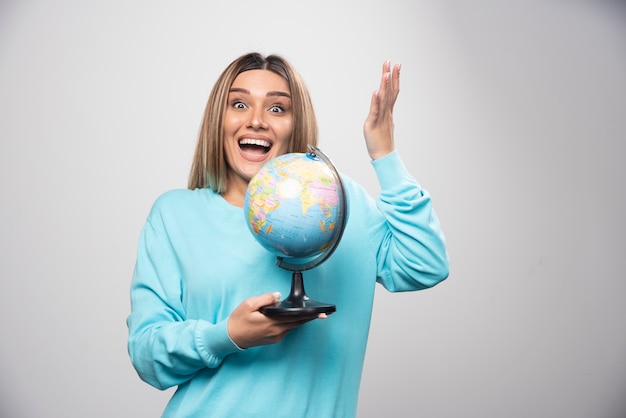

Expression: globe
xmin=244 ymin=146 xmax=346 ymax=316
xmin=244 ymin=148 xmax=345 ymax=266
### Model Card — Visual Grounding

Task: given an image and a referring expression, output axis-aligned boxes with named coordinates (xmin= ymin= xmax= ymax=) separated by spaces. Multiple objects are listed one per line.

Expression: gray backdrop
xmin=1 ymin=1 xmax=625 ymax=417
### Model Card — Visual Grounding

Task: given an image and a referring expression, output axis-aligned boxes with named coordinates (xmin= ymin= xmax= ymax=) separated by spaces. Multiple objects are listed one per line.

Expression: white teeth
xmin=239 ymin=138 xmax=270 ymax=148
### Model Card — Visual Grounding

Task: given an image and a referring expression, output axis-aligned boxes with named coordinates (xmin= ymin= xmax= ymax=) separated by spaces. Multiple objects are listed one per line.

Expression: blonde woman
xmin=127 ymin=52 xmax=449 ymax=418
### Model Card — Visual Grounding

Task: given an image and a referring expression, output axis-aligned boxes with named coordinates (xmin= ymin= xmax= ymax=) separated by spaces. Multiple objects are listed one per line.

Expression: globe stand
xmin=259 ymin=145 xmax=347 ymax=318
xmin=259 ymin=271 xmax=336 ymax=316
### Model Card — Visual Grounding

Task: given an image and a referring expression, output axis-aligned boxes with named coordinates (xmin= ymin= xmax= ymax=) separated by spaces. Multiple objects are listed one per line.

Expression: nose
xmin=248 ymin=107 xmax=268 ymax=130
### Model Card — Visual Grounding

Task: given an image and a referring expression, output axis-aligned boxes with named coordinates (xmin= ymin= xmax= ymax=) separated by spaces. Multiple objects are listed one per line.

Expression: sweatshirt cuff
xmin=195 ymin=319 xmax=244 ymax=368
xmin=370 ymin=150 xmax=411 ymax=191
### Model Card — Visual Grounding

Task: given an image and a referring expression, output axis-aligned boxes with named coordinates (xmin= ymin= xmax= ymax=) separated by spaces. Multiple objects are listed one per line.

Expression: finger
xmin=382 ymin=60 xmax=391 ymax=76
xmin=244 ymin=292 xmax=281 ymax=312
xmin=376 ymin=61 xmax=391 ymax=96
xmin=378 ymin=64 xmax=400 ymax=114
xmin=377 ymin=74 xmax=393 ymax=111
xmin=388 ymin=63 xmax=400 ymax=105
xmin=366 ymin=90 xmax=380 ymax=122
xmin=392 ymin=63 xmax=401 ymax=94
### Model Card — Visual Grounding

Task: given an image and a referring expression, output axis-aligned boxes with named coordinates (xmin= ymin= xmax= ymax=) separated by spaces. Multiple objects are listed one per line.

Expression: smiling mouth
xmin=239 ymin=138 xmax=271 ymax=156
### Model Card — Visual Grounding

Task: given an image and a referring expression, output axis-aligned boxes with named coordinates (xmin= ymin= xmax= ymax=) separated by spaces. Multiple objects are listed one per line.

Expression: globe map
xmin=244 ymin=152 xmax=342 ymax=260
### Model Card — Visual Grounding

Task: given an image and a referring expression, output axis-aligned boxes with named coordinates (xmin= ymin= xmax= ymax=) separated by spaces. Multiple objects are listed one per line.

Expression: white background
xmin=1 ymin=1 xmax=625 ymax=417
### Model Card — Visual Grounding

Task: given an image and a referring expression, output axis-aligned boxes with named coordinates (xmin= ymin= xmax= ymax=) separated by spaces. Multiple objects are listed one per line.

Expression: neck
xmin=221 ymin=189 xmax=244 ymax=207
xmin=222 ymin=175 xmax=248 ymax=208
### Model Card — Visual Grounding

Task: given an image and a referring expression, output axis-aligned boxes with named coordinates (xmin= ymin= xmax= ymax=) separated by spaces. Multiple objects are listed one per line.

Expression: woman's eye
xmin=269 ymin=105 xmax=284 ymax=113
xmin=232 ymin=101 xmax=246 ymax=109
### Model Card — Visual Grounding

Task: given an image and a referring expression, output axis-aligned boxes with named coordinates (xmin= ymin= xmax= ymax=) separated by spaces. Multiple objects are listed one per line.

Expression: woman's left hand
xmin=363 ymin=61 xmax=401 ymax=160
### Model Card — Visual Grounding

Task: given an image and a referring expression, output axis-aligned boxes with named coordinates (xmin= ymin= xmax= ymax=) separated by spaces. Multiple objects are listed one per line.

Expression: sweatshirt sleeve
xmin=126 ymin=209 xmax=243 ymax=391
xmin=370 ymin=150 xmax=450 ymax=291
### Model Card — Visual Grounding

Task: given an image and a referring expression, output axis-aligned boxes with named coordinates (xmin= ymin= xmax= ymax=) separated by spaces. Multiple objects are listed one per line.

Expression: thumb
xmin=246 ymin=292 xmax=281 ymax=311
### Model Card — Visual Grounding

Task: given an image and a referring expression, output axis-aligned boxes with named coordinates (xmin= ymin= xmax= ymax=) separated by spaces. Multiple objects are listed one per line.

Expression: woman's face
xmin=223 ymin=69 xmax=293 ymax=190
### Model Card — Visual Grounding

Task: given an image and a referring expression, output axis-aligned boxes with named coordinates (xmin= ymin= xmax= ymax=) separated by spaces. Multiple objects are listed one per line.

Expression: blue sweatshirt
xmin=127 ymin=151 xmax=449 ymax=418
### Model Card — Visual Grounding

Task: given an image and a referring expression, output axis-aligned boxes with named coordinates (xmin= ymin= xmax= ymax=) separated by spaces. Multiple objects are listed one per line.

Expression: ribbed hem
xmin=195 ymin=319 xmax=244 ymax=368
xmin=370 ymin=150 xmax=411 ymax=191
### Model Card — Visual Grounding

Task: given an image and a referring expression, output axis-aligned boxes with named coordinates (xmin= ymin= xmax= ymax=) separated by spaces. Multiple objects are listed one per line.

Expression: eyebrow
xmin=229 ymin=87 xmax=291 ymax=98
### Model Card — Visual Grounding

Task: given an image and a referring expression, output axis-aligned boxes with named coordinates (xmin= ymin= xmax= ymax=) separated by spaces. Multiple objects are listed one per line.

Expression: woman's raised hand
xmin=363 ymin=61 xmax=401 ymax=160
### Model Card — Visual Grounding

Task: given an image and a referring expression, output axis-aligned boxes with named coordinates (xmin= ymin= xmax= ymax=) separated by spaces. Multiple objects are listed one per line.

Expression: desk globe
xmin=244 ymin=146 xmax=347 ymax=316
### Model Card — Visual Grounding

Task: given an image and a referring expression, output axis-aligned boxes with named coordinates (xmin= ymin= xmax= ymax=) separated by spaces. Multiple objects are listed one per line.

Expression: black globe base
xmin=260 ymin=271 xmax=336 ymax=317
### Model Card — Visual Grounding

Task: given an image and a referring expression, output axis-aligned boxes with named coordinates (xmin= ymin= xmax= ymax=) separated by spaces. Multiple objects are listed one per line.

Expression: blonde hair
xmin=188 ymin=52 xmax=319 ymax=192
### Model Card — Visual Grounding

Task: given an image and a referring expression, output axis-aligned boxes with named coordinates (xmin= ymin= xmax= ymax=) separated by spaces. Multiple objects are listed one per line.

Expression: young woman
xmin=127 ymin=52 xmax=449 ymax=418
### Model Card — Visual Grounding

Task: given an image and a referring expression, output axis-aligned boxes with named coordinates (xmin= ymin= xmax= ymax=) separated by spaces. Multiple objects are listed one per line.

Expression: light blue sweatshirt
xmin=127 ymin=151 xmax=449 ymax=418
